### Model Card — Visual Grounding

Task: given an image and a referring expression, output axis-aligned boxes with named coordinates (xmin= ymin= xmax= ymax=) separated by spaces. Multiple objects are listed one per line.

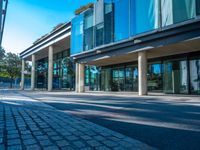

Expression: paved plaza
xmin=19 ymin=91 xmax=200 ymax=150
xmin=0 ymin=90 xmax=154 ymax=150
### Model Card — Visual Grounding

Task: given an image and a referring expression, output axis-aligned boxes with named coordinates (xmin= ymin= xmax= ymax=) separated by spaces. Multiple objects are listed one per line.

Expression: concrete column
xmin=31 ymin=54 xmax=35 ymax=90
xmin=138 ymin=51 xmax=147 ymax=95
xmin=20 ymin=59 xmax=25 ymax=90
xmin=75 ymin=63 xmax=79 ymax=92
xmin=48 ymin=46 xmax=53 ymax=92
xmin=75 ymin=63 xmax=85 ymax=93
xmin=79 ymin=63 xmax=85 ymax=93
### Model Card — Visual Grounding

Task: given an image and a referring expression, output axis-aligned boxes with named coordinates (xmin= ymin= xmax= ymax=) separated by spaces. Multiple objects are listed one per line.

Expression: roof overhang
xmin=20 ymin=22 xmax=71 ymax=59
xmin=73 ymin=19 xmax=200 ymax=65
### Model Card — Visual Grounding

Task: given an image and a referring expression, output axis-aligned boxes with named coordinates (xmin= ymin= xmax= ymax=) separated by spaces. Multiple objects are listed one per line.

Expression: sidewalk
xmin=0 ymin=90 xmax=155 ymax=150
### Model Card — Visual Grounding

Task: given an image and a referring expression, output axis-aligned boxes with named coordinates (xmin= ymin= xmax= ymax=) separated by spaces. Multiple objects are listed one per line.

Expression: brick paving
xmin=0 ymin=90 xmax=155 ymax=150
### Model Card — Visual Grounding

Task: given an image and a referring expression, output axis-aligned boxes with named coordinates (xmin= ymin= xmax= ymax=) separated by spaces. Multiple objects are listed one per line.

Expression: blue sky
xmin=2 ymin=0 xmax=95 ymax=54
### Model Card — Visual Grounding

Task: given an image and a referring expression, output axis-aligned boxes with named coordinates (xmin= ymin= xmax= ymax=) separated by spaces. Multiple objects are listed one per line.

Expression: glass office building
xmin=69 ymin=0 xmax=200 ymax=94
xmin=35 ymin=50 xmax=75 ymax=90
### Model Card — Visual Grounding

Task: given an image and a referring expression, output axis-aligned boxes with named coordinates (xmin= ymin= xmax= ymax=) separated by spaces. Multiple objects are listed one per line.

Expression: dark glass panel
xmin=161 ymin=0 xmax=195 ymax=27
xmin=190 ymin=58 xmax=200 ymax=94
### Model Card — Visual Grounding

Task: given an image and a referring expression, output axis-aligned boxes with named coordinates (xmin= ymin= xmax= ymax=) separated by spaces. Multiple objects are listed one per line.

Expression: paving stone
xmin=81 ymin=135 xmax=92 ymax=140
xmin=56 ymin=140 xmax=69 ymax=147
xmin=102 ymin=140 xmax=118 ymax=147
xmin=7 ymin=134 xmax=20 ymax=139
xmin=23 ymin=138 xmax=37 ymax=145
xmin=7 ymin=145 xmax=22 ymax=150
xmin=86 ymin=140 xmax=102 ymax=147
xmin=39 ymin=139 xmax=53 ymax=146
xmin=51 ymin=135 xmax=63 ymax=141
xmin=26 ymin=144 xmax=41 ymax=150
xmin=7 ymin=139 xmax=21 ymax=146
xmin=73 ymin=141 xmax=86 ymax=148
xmin=36 ymin=135 xmax=49 ymax=140
xmin=95 ymin=146 xmax=111 ymax=150
xmin=43 ymin=145 xmax=59 ymax=150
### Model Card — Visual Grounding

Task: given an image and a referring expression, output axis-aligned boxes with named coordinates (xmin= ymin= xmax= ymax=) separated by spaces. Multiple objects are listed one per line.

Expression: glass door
xmin=189 ymin=58 xmax=200 ymax=94
xmin=111 ymin=68 xmax=125 ymax=91
xmin=163 ymin=59 xmax=188 ymax=94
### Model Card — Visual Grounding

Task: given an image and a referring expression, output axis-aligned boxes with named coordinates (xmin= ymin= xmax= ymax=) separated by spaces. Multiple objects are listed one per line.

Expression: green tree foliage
xmin=4 ymin=52 xmax=21 ymax=88
xmin=0 ymin=47 xmax=5 ymax=61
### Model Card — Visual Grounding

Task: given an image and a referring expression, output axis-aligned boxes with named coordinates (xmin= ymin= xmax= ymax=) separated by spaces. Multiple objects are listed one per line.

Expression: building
xmin=20 ymin=0 xmax=200 ymax=95
xmin=0 ymin=0 xmax=8 ymax=46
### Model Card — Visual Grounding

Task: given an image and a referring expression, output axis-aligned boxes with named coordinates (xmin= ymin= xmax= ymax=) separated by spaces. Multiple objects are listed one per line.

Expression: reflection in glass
xmin=114 ymin=0 xmax=130 ymax=41
xmin=197 ymin=0 xmax=200 ymax=15
xmin=161 ymin=0 xmax=195 ymax=27
xmin=71 ymin=14 xmax=84 ymax=55
xmin=148 ymin=63 xmax=163 ymax=92
xmin=84 ymin=9 xmax=94 ymax=51
xmin=101 ymin=68 xmax=111 ymax=91
xmin=130 ymin=0 xmax=159 ymax=36
xmin=36 ymin=58 xmax=48 ymax=89
xmin=190 ymin=59 xmax=200 ymax=94
xmin=163 ymin=59 xmax=188 ymax=94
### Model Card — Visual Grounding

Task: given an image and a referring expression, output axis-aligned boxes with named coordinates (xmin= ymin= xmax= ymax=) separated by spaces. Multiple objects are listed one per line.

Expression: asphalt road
xmin=20 ymin=91 xmax=200 ymax=150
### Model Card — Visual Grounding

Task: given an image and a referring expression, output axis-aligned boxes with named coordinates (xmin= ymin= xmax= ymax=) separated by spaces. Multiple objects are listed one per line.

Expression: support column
xmin=48 ymin=46 xmax=53 ymax=92
xmin=31 ymin=54 xmax=35 ymax=90
xmin=138 ymin=51 xmax=147 ymax=95
xmin=75 ymin=63 xmax=85 ymax=93
xmin=20 ymin=59 xmax=25 ymax=90
xmin=75 ymin=63 xmax=79 ymax=92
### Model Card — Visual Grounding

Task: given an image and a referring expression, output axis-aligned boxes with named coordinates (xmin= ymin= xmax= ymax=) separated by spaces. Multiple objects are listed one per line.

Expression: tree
xmin=4 ymin=52 xmax=21 ymax=88
xmin=0 ymin=47 xmax=5 ymax=61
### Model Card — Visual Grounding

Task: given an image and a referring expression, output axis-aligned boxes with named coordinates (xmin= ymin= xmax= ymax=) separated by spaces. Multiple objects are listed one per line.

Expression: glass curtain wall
xmin=125 ymin=66 xmax=138 ymax=91
xmin=104 ymin=0 xmax=114 ymax=44
xmin=36 ymin=58 xmax=48 ymax=89
xmin=85 ymin=66 xmax=99 ymax=91
xmin=161 ymin=0 xmax=195 ymax=27
xmin=147 ymin=62 xmax=163 ymax=92
xmin=114 ymin=0 xmax=130 ymax=41
xmin=101 ymin=68 xmax=111 ymax=91
xmin=130 ymin=0 xmax=159 ymax=36
xmin=84 ymin=9 xmax=94 ymax=51
xmin=53 ymin=50 xmax=75 ymax=90
xmin=71 ymin=14 xmax=84 ymax=55
xmin=163 ymin=59 xmax=188 ymax=94
xmin=190 ymin=58 xmax=200 ymax=94
xmin=197 ymin=0 xmax=200 ymax=15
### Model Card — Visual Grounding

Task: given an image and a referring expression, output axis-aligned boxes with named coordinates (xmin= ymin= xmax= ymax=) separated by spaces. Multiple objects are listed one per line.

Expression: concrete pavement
xmin=19 ymin=90 xmax=200 ymax=150
xmin=0 ymin=90 xmax=154 ymax=150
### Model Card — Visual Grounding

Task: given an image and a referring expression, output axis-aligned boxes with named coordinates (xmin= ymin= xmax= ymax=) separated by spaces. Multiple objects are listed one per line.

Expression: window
xmin=71 ymin=14 xmax=83 ymax=55
xmin=84 ymin=9 xmax=94 ymax=51
xmin=114 ymin=0 xmax=130 ymax=42
xmin=197 ymin=0 xmax=200 ymax=15
xmin=95 ymin=23 xmax=104 ymax=47
xmin=104 ymin=1 xmax=114 ymax=44
xmin=190 ymin=58 xmax=200 ymax=94
xmin=130 ymin=0 xmax=159 ymax=36
xmin=161 ymin=0 xmax=195 ymax=27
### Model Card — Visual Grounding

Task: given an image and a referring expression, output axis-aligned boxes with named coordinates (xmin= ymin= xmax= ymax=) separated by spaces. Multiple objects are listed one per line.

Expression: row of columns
xmin=21 ymin=45 xmax=54 ymax=92
xmin=21 ymin=49 xmax=147 ymax=95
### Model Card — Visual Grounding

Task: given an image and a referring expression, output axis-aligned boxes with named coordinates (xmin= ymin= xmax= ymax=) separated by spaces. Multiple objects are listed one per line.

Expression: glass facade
xmin=148 ymin=62 xmax=163 ymax=92
xmin=84 ymin=9 xmax=94 ymax=51
xmin=85 ymin=66 xmax=100 ymax=91
xmin=36 ymin=58 xmax=48 ymax=89
xmin=190 ymin=57 xmax=200 ymax=94
xmin=163 ymin=59 xmax=188 ymax=94
xmin=36 ymin=50 xmax=75 ymax=90
xmin=53 ymin=50 xmax=74 ymax=90
xmin=71 ymin=14 xmax=84 ymax=55
xmin=114 ymin=0 xmax=130 ymax=41
xmin=130 ymin=0 xmax=159 ymax=36
xmin=197 ymin=0 xmax=200 ymax=15
xmin=161 ymin=0 xmax=195 ymax=27
xmin=71 ymin=0 xmax=199 ymax=55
